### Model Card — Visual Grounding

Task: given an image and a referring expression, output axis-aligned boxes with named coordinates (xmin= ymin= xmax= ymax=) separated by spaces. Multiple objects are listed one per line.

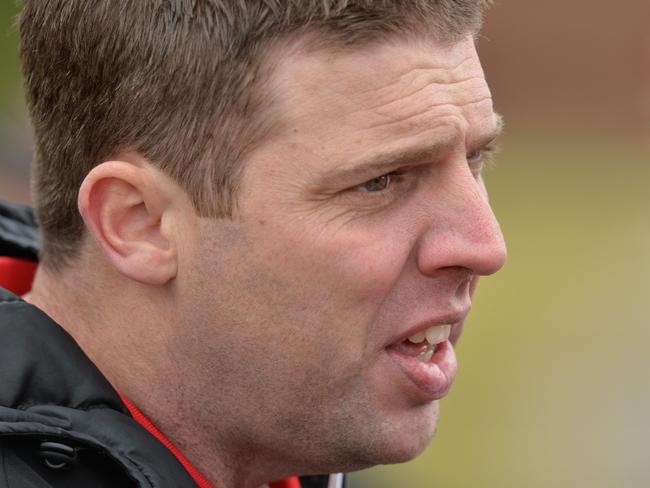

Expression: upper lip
xmin=387 ymin=308 xmax=471 ymax=347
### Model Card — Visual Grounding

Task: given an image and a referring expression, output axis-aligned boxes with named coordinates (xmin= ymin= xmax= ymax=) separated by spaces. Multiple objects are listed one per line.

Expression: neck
xmin=23 ymin=259 xmax=292 ymax=488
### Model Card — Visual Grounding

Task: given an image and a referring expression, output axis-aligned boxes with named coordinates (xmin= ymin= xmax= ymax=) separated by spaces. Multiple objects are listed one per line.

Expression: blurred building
xmin=480 ymin=0 xmax=650 ymax=131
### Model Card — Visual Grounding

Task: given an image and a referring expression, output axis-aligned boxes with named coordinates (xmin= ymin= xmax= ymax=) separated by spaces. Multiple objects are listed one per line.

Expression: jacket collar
xmin=0 ymin=287 xmax=199 ymax=487
xmin=0 ymin=199 xmax=40 ymax=260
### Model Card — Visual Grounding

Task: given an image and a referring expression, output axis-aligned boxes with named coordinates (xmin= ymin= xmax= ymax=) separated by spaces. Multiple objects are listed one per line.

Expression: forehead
xmin=263 ymin=36 xmax=496 ymax=163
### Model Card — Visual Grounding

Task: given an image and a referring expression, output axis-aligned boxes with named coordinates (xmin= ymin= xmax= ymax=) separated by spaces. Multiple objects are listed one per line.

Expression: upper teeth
xmin=408 ymin=325 xmax=451 ymax=345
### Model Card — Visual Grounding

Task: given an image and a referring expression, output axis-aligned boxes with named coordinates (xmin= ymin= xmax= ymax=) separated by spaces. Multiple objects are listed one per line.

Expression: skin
xmin=27 ymin=34 xmax=506 ymax=488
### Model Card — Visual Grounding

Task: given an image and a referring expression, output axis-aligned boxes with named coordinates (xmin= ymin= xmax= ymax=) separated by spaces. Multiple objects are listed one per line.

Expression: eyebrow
xmin=320 ymin=113 xmax=504 ymax=186
xmin=471 ymin=113 xmax=504 ymax=149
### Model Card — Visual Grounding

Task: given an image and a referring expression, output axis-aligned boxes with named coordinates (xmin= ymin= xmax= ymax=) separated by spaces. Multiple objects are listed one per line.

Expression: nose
xmin=416 ymin=172 xmax=507 ymax=278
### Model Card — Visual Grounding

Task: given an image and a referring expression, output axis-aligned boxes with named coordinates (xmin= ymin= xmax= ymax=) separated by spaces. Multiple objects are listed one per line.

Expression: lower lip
xmin=385 ymin=340 xmax=458 ymax=403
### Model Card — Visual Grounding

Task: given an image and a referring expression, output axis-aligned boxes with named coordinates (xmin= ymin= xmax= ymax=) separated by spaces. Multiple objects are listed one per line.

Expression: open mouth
xmin=384 ymin=324 xmax=457 ymax=402
xmin=387 ymin=324 xmax=451 ymax=362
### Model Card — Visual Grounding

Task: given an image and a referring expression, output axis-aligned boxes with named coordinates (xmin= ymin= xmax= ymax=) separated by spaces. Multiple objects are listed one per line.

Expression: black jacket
xmin=0 ymin=201 xmax=337 ymax=488
xmin=0 ymin=287 xmax=202 ymax=488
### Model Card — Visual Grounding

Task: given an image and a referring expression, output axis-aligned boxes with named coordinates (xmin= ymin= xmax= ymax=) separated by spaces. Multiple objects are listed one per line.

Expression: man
xmin=0 ymin=1 xmax=507 ymax=487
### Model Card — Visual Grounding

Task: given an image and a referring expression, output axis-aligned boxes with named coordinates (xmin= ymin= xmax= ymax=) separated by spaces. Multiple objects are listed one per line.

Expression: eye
xmin=466 ymin=149 xmax=485 ymax=178
xmin=346 ymin=168 xmax=417 ymax=206
xmin=358 ymin=173 xmax=391 ymax=192
xmin=467 ymin=150 xmax=483 ymax=163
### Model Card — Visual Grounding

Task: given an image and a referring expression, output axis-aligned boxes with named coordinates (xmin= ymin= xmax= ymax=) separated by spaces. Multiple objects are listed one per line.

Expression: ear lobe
xmin=78 ymin=160 xmax=178 ymax=285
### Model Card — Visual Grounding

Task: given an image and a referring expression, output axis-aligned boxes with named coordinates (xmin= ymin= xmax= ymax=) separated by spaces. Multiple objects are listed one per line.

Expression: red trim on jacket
xmin=121 ymin=396 xmax=302 ymax=488
xmin=0 ymin=257 xmax=37 ymax=295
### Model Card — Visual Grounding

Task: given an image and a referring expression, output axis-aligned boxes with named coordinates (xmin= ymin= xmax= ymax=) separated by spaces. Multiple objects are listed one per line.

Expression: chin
xmin=341 ymin=428 xmax=437 ymax=472
xmin=380 ymin=424 xmax=438 ymax=464
xmin=338 ymin=401 xmax=441 ymax=470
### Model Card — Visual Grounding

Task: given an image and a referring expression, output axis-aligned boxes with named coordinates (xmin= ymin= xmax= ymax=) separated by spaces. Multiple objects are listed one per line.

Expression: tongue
xmin=389 ymin=340 xmax=434 ymax=357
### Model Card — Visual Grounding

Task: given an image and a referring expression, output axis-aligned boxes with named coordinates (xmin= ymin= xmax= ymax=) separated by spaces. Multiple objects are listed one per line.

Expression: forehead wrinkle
xmin=363 ymin=93 xmax=493 ymax=132
xmin=364 ymin=75 xmax=488 ymax=116
xmin=269 ymin=38 xmax=487 ymax=136
xmin=328 ymin=104 xmax=497 ymax=183
xmin=358 ymin=54 xmax=482 ymax=103
xmin=363 ymin=69 xmax=490 ymax=115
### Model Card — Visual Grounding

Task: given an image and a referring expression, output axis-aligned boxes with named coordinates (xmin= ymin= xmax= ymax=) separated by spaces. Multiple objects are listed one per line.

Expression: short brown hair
xmin=19 ymin=0 xmax=490 ymax=268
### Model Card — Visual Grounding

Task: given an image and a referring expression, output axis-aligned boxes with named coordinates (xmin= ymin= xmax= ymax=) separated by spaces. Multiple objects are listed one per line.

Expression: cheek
xmin=185 ymin=218 xmax=416 ymax=375
xmin=302 ymin=227 xmax=413 ymax=302
xmin=217 ymin=225 xmax=411 ymax=376
xmin=265 ymin=212 xmax=425 ymax=329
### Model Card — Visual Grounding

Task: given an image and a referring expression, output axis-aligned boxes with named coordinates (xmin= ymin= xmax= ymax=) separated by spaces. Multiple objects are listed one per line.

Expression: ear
xmin=78 ymin=158 xmax=178 ymax=285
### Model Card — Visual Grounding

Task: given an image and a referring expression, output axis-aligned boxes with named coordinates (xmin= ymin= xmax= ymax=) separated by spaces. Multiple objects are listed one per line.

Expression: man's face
xmin=175 ymin=35 xmax=506 ymax=475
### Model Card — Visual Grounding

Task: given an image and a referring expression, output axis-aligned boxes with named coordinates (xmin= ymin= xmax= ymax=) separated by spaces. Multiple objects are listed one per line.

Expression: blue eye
xmin=359 ymin=174 xmax=391 ymax=192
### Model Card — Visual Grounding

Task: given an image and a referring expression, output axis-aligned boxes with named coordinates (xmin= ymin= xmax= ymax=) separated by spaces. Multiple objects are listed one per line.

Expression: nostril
xmin=455 ymin=275 xmax=473 ymax=300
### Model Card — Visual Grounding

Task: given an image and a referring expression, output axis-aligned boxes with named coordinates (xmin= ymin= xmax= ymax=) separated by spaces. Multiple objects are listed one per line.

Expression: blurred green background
xmin=1 ymin=1 xmax=648 ymax=487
